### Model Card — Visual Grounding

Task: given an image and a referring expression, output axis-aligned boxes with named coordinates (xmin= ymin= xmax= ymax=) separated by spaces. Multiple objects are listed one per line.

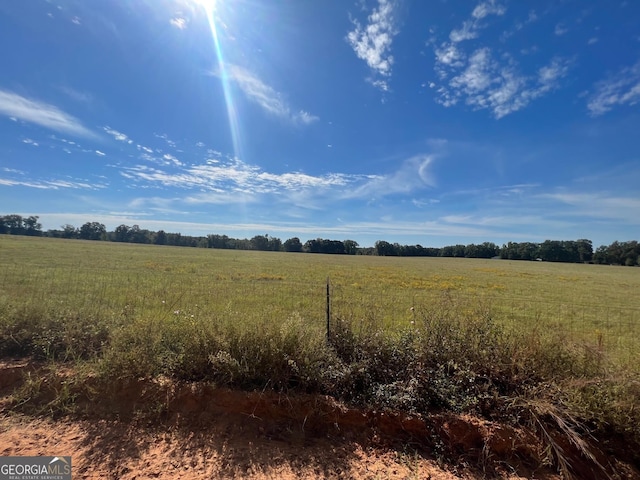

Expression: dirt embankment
xmin=0 ymin=359 xmax=636 ymax=479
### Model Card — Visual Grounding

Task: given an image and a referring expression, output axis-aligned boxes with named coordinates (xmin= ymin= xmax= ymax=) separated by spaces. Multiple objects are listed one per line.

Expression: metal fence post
xmin=326 ymin=276 xmax=331 ymax=342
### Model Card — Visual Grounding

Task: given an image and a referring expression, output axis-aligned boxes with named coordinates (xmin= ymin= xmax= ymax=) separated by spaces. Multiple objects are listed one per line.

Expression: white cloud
xmin=119 ymin=156 xmax=354 ymax=196
xmin=430 ymin=0 xmax=575 ymax=118
xmin=588 ymin=37 xmax=598 ymax=45
xmin=116 ymin=149 xmax=437 ymax=206
xmin=431 ymin=1 xmax=571 ymax=117
xmin=225 ymin=65 xmax=319 ymax=125
xmin=347 ymin=0 xmax=398 ymax=91
xmin=450 ymin=21 xmax=478 ymax=43
xmin=344 ymin=155 xmax=436 ymax=200
xmin=434 ymin=45 xmax=571 ymax=118
xmin=163 ymin=153 xmax=183 ymax=166
xmin=472 ymin=0 xmax=506 ymax=19
xmin=0 ymin=89 xmax=97 ymax=139
xmin=137 ymin=144 xmax=154 ymax=154
xmin=587 ymin=60 xmax=640 ymax=116
xmin=294 ymin=110 xmax=319 ymax=125
xmin=449 ymin=0 xmax=506 ymax=44
xmin=0 ymin=176 xmax=106 ymax=190
xmin=500 ymin=9 xmax=538 ymax=40
xmin=539 ymin=192 xmax=640 ymax=223
xmin=554 ymin=23 xmax=568 ymax=36
xmin=435 ymin=43 xmax=465 ymax=69
xmin=95 ymin=150 xmax=106 ymax=156
xmin=22 ymin=138 xmax=39 ymax=147
xmin=59 ymin=86 xmax=93 ymax=104
xmin=170 ymin=17 xmax=188 ymax=29
xmin=2 ymin=167 xmax=26 ymax=174
xmin=154 ymin=132 xmax=177 ymax=148
xmin=103 ymin=126 xmax=132 ymax=143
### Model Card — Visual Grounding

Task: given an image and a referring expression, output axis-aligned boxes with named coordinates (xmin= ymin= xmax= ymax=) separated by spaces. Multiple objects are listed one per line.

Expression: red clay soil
xmin=0 ymin=359 xmax=635 ymax=479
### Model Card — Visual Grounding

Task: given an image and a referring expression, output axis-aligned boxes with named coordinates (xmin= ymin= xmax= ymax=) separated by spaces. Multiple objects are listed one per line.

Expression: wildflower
xmin=174 ymin=310 xmax=180 ymax=315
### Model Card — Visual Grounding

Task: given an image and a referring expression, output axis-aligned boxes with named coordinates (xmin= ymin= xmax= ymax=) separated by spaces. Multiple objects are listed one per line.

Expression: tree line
xmin=1 ymin=214 xmax=639 ymax=265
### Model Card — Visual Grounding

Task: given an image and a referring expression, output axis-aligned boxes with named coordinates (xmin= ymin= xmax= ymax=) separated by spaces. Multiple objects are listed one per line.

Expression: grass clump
xmin=0 ymin=298 xmax=110 ymax=361
xmin=99 ymin=311 xmax=335 ymax=393
xmin=327 ymin=294 xmax=583 ymax=413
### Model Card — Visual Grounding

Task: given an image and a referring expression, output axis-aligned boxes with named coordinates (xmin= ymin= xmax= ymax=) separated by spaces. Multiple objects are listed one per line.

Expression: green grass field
xmin=1 ymin=235 xmax=637 ymax=366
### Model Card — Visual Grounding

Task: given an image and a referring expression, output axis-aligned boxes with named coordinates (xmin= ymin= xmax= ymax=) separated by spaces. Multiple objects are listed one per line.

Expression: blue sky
xmin=1 ymin=0 xmax=639 ymax=247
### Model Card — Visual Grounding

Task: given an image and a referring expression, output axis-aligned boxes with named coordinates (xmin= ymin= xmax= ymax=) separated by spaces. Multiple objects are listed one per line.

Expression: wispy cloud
xmin=116 ymin=148 xmax=439 ymax=208
xmin=224 ymin=65 xmax=318 ymax=125
xmin=344 ymin=155 xmax=436 ymax=200
xmin=437 ymin=49 xmax=571 ymax=118
xmin=449 ymin=0 xmax=506 ymax=43
xmin=554 ymin=23 xmax=568 ymax=36
xmin=163 ymin=153 xmax=183 ymax=166
xmin=103 ymin=126 xmax=133 ymax=143
xmin=587 ymin=60 xmax=640 ymax=116
xmin=539 ymin=192 xmax=640 ymax=223
xmin=119 ymin=156 xmax=353 ymax=196
xmin=431 ymin=1 xmax=572 ymax=119
xmin=0 ymin=176 xmax=107 ymax=190
xmin=347 ymin=0 xmax=398 ymax=91
xmin=170 ymin=17 xmax=188 ymax=29
xmin=471 ymin=0 xmax=506 ymax=20
xmin=500 ymin=9 xmax=538 ymax=41
xmin=59 ymin=86 xmax=93 ymax=104
xmin=0 ymin=89 xmax=97 ymax=139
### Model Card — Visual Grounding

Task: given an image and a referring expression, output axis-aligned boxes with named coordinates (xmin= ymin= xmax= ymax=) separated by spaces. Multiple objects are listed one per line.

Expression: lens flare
xmin=197 ymin=0 xmax=243 ymax=161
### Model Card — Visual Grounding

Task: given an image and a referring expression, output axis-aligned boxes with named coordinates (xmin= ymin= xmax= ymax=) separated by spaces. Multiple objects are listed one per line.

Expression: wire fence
xmin=328 ymin=280 xmax=639 ymax=366
xmin=1 ymin=264 xmax=638 ymax=366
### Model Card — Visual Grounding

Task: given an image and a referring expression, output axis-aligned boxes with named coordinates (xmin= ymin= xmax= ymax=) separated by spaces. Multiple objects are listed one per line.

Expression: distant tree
xmin=283 ymin=237 xmax=303 ymax=252
xmin=423 ymin=247 xmax=441 ymax=257
xmin=267 ymin=236 xmax=282 ymax=251
xmin=23 ymin=216 xmax=42 ymax=236
xmin=207 ymin=234 xmax=232 ymax=249
xmin=61 ymin=224 xmax=78 ymax=239
xmin=79 ymin=222 xmax=106 ymax=240
xmin=343 ymin=239 xmax=359 ymax=255
xmin=440 ymin=244 xmax=465 ymax=257
xmin=250 ymin=235 xmax=270 ymax=251
xmin=375 ymin=240 xmax=397 ymax=256
xmin=593 ymin=245 xmax=608 ymax=264
xmin=304 ymin=239 xmax=322 ymax=253
xmin=154 ymin=230 xmax=167 ymax=245
xmin=1 ymin=214 xmax=24 ymax=235
xmin=129 ymin=225 xmax=150 ymax=244
xmin=114 ymin=224 xmax=131 ymax=242
xmin=538 ymin=240 xmax=564 ymax=262
xmin=465 ymin=243 xmax=479 ymax=258
xmin=580 ymin=240 xmax=593 ymax=260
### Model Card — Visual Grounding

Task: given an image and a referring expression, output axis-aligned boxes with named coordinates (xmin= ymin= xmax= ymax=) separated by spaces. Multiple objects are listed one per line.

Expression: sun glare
xmin=192 ymin=0 xmax=217 ymax=13
xmin=191 ymin=0 xmax=243 ymax=165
